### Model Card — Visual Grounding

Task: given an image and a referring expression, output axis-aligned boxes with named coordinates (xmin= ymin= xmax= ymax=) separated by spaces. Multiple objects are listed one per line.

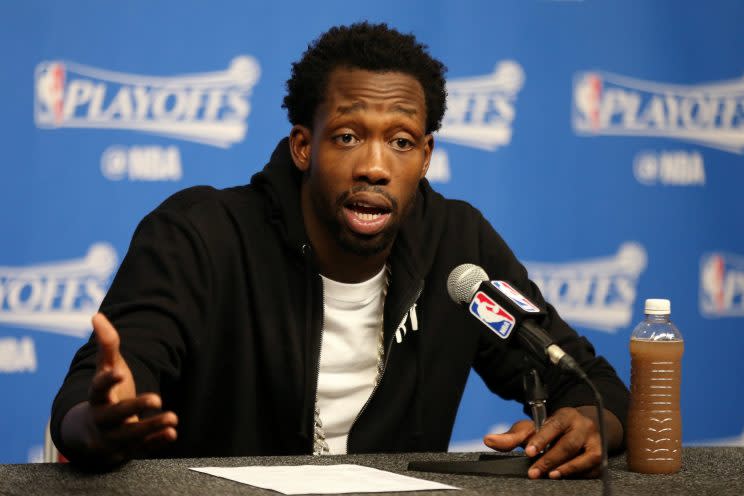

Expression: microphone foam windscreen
xmin=447 ymin=263 xmax=488 ymax=305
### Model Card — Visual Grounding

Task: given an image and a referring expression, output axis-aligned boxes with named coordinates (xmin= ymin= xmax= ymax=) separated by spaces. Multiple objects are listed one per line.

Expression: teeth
xmin=357 ymin=212 xmax=382 ymax=221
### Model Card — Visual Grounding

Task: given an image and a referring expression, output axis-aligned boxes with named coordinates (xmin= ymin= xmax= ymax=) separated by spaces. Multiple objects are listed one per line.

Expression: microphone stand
xmin=408 ymin=363 xmax=612 ymax=496
xmin=407 ymin=369 xmax=545 ymax=477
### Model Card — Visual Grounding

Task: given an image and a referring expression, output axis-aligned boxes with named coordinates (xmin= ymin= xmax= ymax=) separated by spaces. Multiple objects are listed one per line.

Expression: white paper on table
xmin=189 ymin=463 xmax=460 ymax=494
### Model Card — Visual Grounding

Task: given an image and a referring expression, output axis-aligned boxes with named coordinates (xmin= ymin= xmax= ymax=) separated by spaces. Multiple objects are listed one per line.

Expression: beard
xmin=337 ymin=212 xmax=396 ymax=256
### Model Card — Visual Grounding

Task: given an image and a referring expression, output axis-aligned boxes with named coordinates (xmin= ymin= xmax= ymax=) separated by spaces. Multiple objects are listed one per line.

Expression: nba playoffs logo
xmin=573 ymin=71 xmax=744 ymax=154
xmin=34 ymin=56 xmax=260 ymax=148
xmin=0 ymin=244 xmax=118 ymax=337
xmin=437 ymin=61 xmax=525 ymax=151
xmin=469 ymin=291 xmax=515 ymax=339
xmin=525 ymin=242 xmax=647 ymax=333
xmin=700 ymin=252 xmax=744 ymax=317
xmin=490 ymin=281 xmax=541 ymax=313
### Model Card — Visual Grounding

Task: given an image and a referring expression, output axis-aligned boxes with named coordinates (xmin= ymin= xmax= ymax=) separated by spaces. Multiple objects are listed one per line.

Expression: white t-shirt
xmin=316 ymin=266 xmax=386 ymax=454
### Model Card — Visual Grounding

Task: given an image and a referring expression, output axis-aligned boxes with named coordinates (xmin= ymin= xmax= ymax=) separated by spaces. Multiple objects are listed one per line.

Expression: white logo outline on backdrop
xmin=525 ymin=243 xmax=648 ymax=333
xmin=35 ymin=56 xmax=261 ymax=148
xmin=437 ymin=61 xmax=525 ymax=151
xmin=573 ymin=70 xmax=744 ymax=154
xmin=0 ymin=244 xmax=118 ymax=337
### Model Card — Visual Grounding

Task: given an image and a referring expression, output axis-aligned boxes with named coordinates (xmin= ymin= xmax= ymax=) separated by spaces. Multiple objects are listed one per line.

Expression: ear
xmin=289 ymin=125 xmax=312 ymax=172
xmin=420 ymin=134 xmax=434 ymax=180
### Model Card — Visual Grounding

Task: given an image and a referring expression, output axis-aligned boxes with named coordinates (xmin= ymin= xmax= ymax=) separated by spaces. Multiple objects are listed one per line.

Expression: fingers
xmin=91 ymin=394 xmax=162 ymax=428
xmin=88 ymin=368 xmax=124 ymax=405
xmin=523 ymin=410 xmax=572 ymax=458
xmin=525 ymin=408 xmax=600 ymax=479
xmin=139 ymin=425 xmax=178 ymax=454
xmin=103 ymin=411 xmax=178 ymax=449
xmin=92 ymin=312 xmax=121 ymax=370
xmin=91 ymin=407 xmax=179 ymax=460
xmin=143 ymin=426 xmax=178 ymax=446
xmin=126 ymin=426 xmax=178 ymax=460
xmin=483 ymin=419 xmax=535 ymax=452
xmin=548 ymin=445 xmax=602 ymax=479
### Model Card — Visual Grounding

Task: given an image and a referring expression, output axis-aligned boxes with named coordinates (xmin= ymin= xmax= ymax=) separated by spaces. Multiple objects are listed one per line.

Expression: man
xmin=51 ymin=23 xmax=628 ymax=479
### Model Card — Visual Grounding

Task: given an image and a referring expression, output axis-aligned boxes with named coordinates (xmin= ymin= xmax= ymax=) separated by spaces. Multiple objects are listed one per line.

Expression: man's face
xmin=293 ymin=68 xmax=432 ymax=257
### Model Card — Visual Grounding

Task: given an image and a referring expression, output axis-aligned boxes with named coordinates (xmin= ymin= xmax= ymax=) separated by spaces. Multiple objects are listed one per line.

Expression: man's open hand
xmin=60 ymin=313 xmax=179 ymax=467
xmin=483 ymin=407 xmax=606 ymax=479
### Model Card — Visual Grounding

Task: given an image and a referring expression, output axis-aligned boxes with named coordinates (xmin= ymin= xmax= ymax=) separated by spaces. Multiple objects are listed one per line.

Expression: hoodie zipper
xmin=311 ymin=276 xmax=328 ymax=454
xmin=303 ymin=244 xmax=329 ymax=455
xmin=345 ymin=281 xmax=424 ymax=453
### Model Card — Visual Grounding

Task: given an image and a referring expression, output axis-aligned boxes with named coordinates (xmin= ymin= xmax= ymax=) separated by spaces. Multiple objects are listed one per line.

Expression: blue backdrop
xmin=1 ymin=0 xmax=742 ymax=463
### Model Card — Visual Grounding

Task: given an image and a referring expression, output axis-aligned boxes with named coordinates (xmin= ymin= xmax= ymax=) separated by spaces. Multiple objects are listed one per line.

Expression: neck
xmin=316 ymin=248 xmax=389 ymax=283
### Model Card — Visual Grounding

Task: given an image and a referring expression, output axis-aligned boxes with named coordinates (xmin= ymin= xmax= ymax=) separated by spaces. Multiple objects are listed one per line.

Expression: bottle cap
xmin=645 ymin=298 xmax=671 ymax=315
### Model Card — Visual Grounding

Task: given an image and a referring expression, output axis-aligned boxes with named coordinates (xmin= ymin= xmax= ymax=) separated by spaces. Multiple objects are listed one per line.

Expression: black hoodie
xmin=51 ymin=138 xmax=629 ymax=459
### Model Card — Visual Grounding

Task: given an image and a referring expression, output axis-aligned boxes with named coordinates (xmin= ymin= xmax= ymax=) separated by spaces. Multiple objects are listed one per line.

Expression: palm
xmin=69 ymin=313 xmax=179 ymax=465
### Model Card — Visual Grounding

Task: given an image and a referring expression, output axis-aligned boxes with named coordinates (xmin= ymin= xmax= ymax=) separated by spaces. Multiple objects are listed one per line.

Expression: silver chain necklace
xmin=312 ymin=264 xmax=391 ymax=455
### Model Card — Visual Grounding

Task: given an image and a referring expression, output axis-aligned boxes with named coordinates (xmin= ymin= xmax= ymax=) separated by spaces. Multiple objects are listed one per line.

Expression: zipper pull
xmin=395 ymin=319 xmax=407 ymax=343
xmin=409 ymin=303 xmax=419 ymax=331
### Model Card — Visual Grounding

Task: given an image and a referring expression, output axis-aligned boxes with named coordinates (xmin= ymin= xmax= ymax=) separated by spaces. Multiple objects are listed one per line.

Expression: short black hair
xmin=283 ymin=22 xmax=447 ymax=134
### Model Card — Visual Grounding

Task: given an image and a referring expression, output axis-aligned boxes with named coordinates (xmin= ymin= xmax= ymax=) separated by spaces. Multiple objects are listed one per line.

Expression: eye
xmin=390 ymin=137 xmax=414 ymax=151
xmin=333 ymin=133 xmax=359 ymax=146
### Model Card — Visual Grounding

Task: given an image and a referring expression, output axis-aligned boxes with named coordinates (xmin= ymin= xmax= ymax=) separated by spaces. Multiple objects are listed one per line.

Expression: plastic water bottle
xmin=627 ymin=298 xmax=684 ymax=473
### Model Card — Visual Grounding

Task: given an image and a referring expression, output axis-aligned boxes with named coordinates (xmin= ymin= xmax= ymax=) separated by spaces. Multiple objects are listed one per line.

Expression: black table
xmin=1 ymin=448 xmax=741 ymax=496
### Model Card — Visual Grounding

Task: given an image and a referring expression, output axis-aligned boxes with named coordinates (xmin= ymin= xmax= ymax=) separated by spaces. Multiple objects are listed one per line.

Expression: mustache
xmin=336 ymin=185 xmax=398 ymax=212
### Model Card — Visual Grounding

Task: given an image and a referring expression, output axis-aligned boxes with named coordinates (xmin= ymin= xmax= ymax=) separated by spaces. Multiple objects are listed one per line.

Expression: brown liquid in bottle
xmin=627 ymin=339 xmax=684 ymax=473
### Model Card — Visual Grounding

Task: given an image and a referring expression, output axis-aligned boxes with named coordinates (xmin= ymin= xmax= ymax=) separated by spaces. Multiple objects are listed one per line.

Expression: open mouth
xmin=342 ymin=197 xmax=393 ymax=236
xmin=348 ymin=202 xmax=389 ymax=220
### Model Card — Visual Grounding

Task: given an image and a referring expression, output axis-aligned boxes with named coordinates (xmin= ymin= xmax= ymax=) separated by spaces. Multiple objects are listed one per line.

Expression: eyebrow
xmin=336 ymin=101 xmax=418 ymax=117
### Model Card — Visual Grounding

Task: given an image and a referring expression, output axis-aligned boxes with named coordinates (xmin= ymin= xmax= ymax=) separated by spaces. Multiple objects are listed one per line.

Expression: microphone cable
xmin=551 ymin=352 xmax=611 ymax=496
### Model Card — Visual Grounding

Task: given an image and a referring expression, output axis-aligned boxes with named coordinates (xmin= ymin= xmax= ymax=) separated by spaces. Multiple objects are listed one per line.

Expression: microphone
xmin=447 ymin=263 xmax=582 ymax=374
xmin=448 ymin=263 xmax=612 ymax=494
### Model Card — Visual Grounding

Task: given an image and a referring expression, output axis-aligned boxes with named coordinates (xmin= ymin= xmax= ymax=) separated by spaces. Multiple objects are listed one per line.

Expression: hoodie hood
xmin=250 ymin=138 xmax=309 ymax=256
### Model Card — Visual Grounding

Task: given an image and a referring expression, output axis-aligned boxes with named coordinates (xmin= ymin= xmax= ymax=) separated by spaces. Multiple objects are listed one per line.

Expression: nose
xmin=352 ymin=140 xmax=391 ymax=185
